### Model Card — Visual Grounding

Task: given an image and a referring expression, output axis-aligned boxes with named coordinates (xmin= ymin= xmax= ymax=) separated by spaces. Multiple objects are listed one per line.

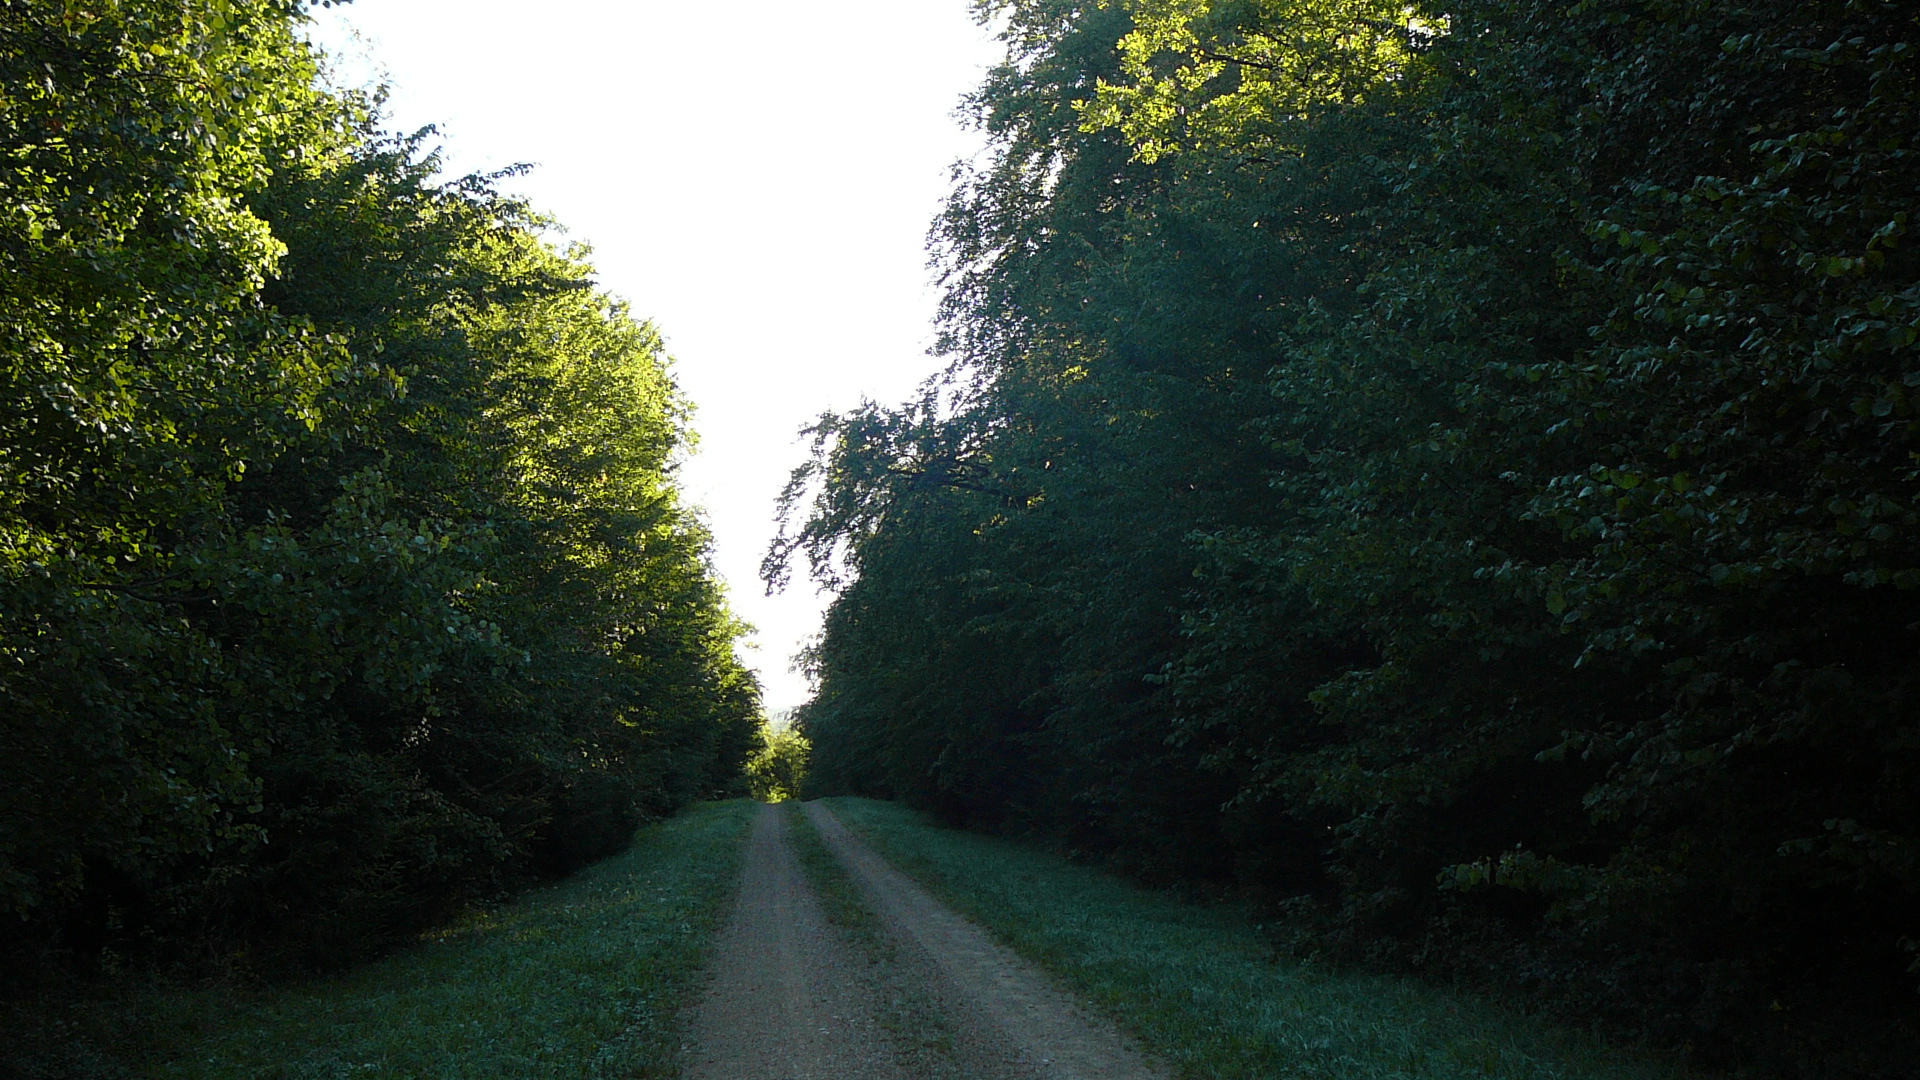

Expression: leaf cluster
xmin=771 ymin=0 xmax=1920 ymax=1073
xmin=1 ymin=0 xmax=760 ymax=984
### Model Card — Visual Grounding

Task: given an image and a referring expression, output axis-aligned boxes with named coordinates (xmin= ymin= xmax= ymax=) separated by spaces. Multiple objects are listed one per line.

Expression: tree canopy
xmin=771 ymin=1 xmax=1920 ymax=1073
xmin=2 ymin=0 xmax=760 ymax=973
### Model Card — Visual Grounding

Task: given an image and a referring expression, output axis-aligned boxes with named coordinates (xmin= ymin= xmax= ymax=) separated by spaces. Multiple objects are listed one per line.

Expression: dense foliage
xmin=745 ymin=720 xmax=810 ymax=803
xmin=2 ymin=0 xmax=759 ymax=976
xmin=771 ymin=0 xmax=1920 ymax=1073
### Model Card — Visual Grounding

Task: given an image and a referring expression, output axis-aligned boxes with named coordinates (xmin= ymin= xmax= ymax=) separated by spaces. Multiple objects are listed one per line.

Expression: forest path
xmin=802 ymin=801 xmax=1165 ymax=1080
xmin=682 ymin=801 xmax=1164 ymax=1080
xmin=681 ymin=802 xmax=904 ymax=1080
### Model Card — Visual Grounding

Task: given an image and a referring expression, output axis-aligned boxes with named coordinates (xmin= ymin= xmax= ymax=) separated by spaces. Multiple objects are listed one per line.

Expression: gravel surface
xmin=682 ymin=803 xmax=903 ymax=1080
xmin=683 ymin=801 xmax=1164 ymax=1080
xmin=804 ymin=801 xmax=1165 ymax=1080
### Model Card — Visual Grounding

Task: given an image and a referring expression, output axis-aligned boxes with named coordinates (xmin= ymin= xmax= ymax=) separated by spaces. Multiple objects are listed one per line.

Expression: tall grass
xmin=8 ymin=800 xmax=758 ymax=1080
xmin=823 ymin=797 xmax=1684 ymax=1080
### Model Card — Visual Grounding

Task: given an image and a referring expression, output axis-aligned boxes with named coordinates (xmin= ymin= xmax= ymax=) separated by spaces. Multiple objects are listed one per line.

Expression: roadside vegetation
xmin=3 ymin=0 xmax=759 ymax=1004
xmin=6 ymin=800 xmax=758 ymax=1080
xmin=826 ymin=797 xmax=1676 ymax=1080
xmin=770 ymin=2 xmax=1920 ymax=1073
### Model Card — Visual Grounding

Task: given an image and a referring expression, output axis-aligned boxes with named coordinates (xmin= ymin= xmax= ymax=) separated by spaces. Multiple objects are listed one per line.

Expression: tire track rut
xmin=682 ymin=800 xmax=1163 ymax=1079
xmin=682 ymin=803 xmax=901 ymax=1080
xmin=804 ymin=801 xmax=1163 ymax=1080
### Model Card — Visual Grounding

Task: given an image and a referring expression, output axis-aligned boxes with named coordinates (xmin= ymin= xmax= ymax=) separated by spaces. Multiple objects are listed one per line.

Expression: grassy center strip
xmin=130 ymin=799 xmax=761 ymax=1080
xmin=822 ymin=797 xmax=1681 ymax=1080
xmin=786 ymin=802 xmax=966 ymax=1079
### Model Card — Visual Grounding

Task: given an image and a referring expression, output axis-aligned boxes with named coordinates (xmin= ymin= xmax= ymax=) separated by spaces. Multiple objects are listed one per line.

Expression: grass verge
xmin=822 ymin=796 xmax=1683 ymax=1080
xmin=10 ymin=799 xmax=757 ymax=1080
xmin=786 ymin=803 xmax=965 ymax=1079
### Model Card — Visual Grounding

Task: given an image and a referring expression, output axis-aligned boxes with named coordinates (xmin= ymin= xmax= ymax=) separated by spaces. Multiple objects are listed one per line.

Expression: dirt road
xmin=682 ymin=803 xmax=902 ymax=1080
xmin=682 ymin=801 xmax=1164 ymax=1080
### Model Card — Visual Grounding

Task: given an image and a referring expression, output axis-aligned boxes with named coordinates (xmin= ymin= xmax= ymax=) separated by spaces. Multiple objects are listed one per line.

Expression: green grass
xmin=822 ymin=796 xmax=1684 ymax=1080
xmin=786 ymin=804 xmax=964 ymax=1078
xmin=40 ymin=799 xmax=757 ymax=1080
xmin=159 ymin=799 xmax=758 ymax=1079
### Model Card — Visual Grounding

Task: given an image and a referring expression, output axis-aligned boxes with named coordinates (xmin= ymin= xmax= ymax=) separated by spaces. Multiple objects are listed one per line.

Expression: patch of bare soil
xmin=804 ymin=801 xmax=1166 ymax=1080
xmin=683 ymin=802 xmax=1165 ymax=1079
xmin=681 ymin=802 xmax=904 ymax=1080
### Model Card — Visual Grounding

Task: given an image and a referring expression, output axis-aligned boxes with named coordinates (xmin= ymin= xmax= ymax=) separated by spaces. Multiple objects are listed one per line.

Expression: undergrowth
xmin=823 ymin=796 xmax=1687 ymax=1080
xmin=4 ymin=800 xmax=758 ymax=1080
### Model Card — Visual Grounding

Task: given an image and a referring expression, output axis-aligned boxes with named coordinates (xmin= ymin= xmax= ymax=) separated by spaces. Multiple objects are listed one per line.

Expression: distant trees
xmin=746 ymin=719 xmax=810 ymax=803
xmin=2 ymin=0 xmax=758 ymax=974
xmin=770 ymin=0 xmax=1920 ymax=1073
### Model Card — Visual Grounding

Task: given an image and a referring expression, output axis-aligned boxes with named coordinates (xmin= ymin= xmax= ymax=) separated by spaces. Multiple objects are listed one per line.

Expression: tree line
xmin=2 ymin=0 xmax=759 ymax=978
xmin=769 ymin=1 xmax=1919 ymax=1074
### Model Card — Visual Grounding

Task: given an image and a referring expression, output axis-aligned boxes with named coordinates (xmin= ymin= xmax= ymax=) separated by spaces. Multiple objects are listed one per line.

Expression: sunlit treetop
xmin=1078 ymin=0 xmax=1442 ymax=161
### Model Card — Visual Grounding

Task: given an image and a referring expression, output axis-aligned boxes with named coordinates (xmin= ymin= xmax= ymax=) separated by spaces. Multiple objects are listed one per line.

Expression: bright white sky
xmin=305 ymin=1 xmax=1003 ymax=712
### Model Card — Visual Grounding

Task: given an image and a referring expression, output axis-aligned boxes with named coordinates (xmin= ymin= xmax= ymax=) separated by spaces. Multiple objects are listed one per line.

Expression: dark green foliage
xmin=826 ymin=796 xmax=1670 ymax=1080
xmin=2 ymin=800 xmax=760 ymax=1079
xmin=1 ymin=0 xmax=758 ymax=981
xmin=771 ymin=1 xmax=1920 ymax=1074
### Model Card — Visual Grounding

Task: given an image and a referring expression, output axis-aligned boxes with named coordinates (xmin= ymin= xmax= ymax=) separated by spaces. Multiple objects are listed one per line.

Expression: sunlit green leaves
xmin=1 ymin=0 xmax=760 ymax=967
xmin=1079 ymin=0 xmax=1433 ymax=161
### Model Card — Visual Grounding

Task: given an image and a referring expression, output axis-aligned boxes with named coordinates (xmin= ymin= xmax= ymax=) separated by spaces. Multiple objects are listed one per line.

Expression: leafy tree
xmin=747 ymin=721 xmax=810 ymax=803
xmin=774 ymin=0 xmax=1920 ymax=1072
xmin=2 ymin=0 xmax=759 ymax=977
